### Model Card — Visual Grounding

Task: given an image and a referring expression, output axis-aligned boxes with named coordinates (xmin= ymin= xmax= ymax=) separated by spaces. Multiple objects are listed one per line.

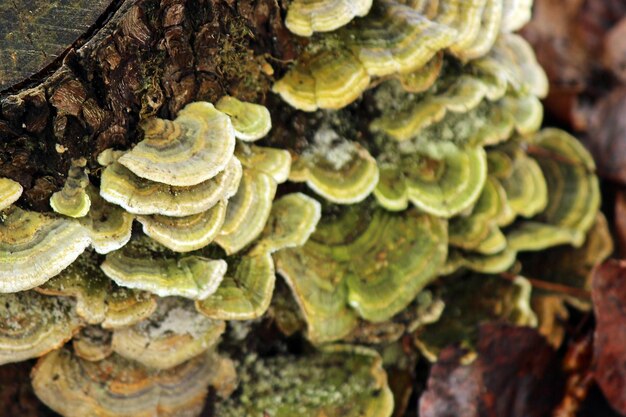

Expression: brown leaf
xmin=584 ymin=87 xmax=626 ymax=184
xmin=420 ymin=323 xmax=562 ymax=417
xmin=592 ymin=259 xmax=626 ymax=415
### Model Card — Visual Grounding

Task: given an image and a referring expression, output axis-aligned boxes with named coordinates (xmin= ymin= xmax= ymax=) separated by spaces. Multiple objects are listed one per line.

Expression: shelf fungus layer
xmin=197 ymin=193 xmax=321 ymax=321
xmin=215 ymin=96 xmax=272 ymax=142
xmin=101 ymin=237 xmax=227 ymax=300
xmin=214 ymin=168 xmax=278 ymax=255
xmin=79 ymin=186 xmax=134 ymax=254
xmin=0 ymin=178 xmax=23 ymax=211
xmin=118 ymin=102 xmax=236 ymax=187
xmin=289 ymin=127 xmax=380 ymax=204
xmin=32 ymin=348 xmax=235 ymax=417
xmin=274 ymin=1 xmax=457 ymax=111
xmin=50 ymin=158 xmax=91 ymax=218
xmin=137 ymin=201 xmax=227 ymax=253
xmin=276 ymin=203 xmax=447 ymax=343
xmin=0 ymin=292 xmax=82 ymax=365
xmin=111 ymin=297 xmax=225 ymax=369
xmin=36 ymin=251 xmax=156 ymax=328
xmin=215 ymin=346 xmax=393 ymax=417
xmin=0 ymin=208 xmax=91 ymax=292
xmin=100 ymin=158 xmax=242 ymax=217
xmin=275 ymin=0 xmax=539 ymax=111
xmin=525 ymin=128 xmax=600 ymax=247
xmin=375 ymin=145 xmax=487 ymax=217
xmin=285 ymin=0 xmax=373 ymax=36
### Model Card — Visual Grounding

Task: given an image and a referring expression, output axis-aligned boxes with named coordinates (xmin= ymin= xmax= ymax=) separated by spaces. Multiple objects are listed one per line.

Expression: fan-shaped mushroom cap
xmin=276 ymin=203 xmax=447 ymax=343
xmin=0 ymin=207 xmax=91 ymax=292
xmin=443 ymin=247 xmax=517 ymax=275
xmin=0 ymin=291 xmax=81 ymax=365
xmin=235 ymin=143 xmax=292 ymax=184
xmin=197 ymin=193 xmax=320 ymax=321
xmin=290 ymin=127 xmax=379 ymax=204
xmin=100 ymin=157 xmax=242 ymax=217
xmin=449 ymin=177 xmax=509 ymax=253
xmin=528 ymin=128 xmax=599 ymax=247
xmin=395 ymin=52 xmax=443 ymax=93
xmin=285 ymin=0 xmax=373 ymax=36
xmin=36 ymin=251 xmax=156 ymax=327
xmin=196 ymin=252 xmax=275 ymax=320
xmin=72 ymin=326 xmax=113 ymax=362
xmin=32 ymin=348 xmax=235 ymax=417
xmin=272 ymin=49 xmax=371 ymax=112
xmin=112 ymin=297 xmax=225 ymax=369
xmin=507 ymin=222 xmax=583 ymax=252
xmin=501 ymin=0 xmax=532 ymax=32
xmin=0 ymin=178 xmax=22 ymax=211
xmin=253 ymin=193 xmax=322 ymax=255
xmin=453 ymin=0 xmax=502 ymax=61
xmin=215 ymin=168 xmax=277 ymax=255
xmin=80 ymin=185 xmax=134 ymax=254
xmin=274 ymin=1 xmax=457 ymax=111
xmin=375 ymin=145 xmax=487 ymax=217
xmin=137 ymin=201 xmax=227 ymax=253
xmin=493 ymin=144 xmax=547 ymax=218
xmin=215 ymin=96 xmax=272 ymax=141
xmin=345 ymin=1 xmax=457 ymax=77
xmin=215 ymin=346 xmax=393 ymax=417
xmin=101 ymin=237 xmax=227 ymax=300
xmin=118 ymin=102 xmax=236 ymax=186
xmin=50 ymin=158 xmax=91 ymax=218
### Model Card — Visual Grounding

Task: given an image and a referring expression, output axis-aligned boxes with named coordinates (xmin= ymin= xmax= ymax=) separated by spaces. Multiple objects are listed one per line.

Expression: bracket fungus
xmin=101 ymin=236 xmax=228 ymax=300
xmin=0 ymin=291 xmax=81 ymax=365
xmin=32 ymin=348 xmax=234 ymax=417
xmin=0 ymin=178 xmax=23 ymax=211
xmin=290 ymin=127 xmax=380 ymax=204
xmin=100 ymin=157 xmax=242 ymax=217
xmin=118 ymin=102 xmax=236 ymax=187
xmin=274 ymin=0 xmax=536 ymax=111
xmin=275 ymin=203 xmax=447 ymax=343
xmin=216 ymin=96 xmax=272 ymax=142
xmin=0 ymin=207 xmax=91 ymax=292
xmin=214 ymin=145 xmax=291 ymax=255
xmin=0 ymin=2 xmax=609 ymax=414
xmin=137 ymin=201 xmax=227 ymax=253
xmin=36 ymin=252 xmax=156 ymax=328
xmin=50 ymin=158 xmax=91 ymax=218
xmin=214 ymin=168 xmax=278 ymax=255
xmin=111 ymin=297 xmax=225 ymax=369
xmin=196 ymin=193 xmax=322 ymax=321
xmin=215 ymin=347 xmax=393 ymax=417
xmin=72 ymin=326 xmax=113 ymax=362
xmin=375 ymin=145 xmax=487 ymax=217
xmin=285 ymin=0 xmax=373 ymax=36
xmin=80 ymin=186 xmax=134 ymax=254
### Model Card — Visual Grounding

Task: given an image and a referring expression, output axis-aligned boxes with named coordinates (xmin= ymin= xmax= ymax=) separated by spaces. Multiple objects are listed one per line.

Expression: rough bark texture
xmin=0 ymin=0 xmax=300 ymax=211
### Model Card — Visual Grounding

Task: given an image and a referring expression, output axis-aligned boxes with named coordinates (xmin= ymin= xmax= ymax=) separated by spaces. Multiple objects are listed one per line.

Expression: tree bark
xmin=0 ymin=0 xmax=298 ymax=211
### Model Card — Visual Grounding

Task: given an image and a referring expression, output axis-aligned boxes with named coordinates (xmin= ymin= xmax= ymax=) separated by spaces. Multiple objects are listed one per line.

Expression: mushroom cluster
xmin=0 ymin=97 xmax=322 ymax=416
xmin=0 ymin=0 xmax=607 ymax=416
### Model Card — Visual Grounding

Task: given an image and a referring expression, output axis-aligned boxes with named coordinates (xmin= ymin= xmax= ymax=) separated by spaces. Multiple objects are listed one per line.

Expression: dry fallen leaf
xmin=419 ymin=323 xmax=563 ymax=417
xmin=592 ymin=259 xmax=626 ymax=415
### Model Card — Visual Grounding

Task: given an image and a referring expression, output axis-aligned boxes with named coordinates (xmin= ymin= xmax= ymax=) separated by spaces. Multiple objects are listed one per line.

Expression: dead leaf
xmin=592 ymin=259 xmax=626 ymax=415
xmin=420 ymin=323 xmax=563 ymax=417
